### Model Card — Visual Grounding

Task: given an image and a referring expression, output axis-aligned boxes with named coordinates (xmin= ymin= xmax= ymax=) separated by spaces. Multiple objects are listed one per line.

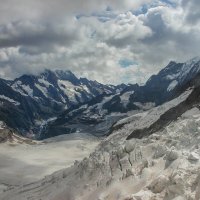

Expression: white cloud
xmin=0 ymin=0 xmax=152 ymax=24
xmin=0 ymin=0 xmax=200 ymax=84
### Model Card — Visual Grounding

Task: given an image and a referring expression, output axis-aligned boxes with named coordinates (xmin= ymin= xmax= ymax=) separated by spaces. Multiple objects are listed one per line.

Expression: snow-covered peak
xmin=185 ymin=56 xmax=200 ymax=65
xmin=164 ymin=57 xmax=200 ymax=83
xmin=178 ymin=56 xmax=200 ymax=83
xmin=145 ymin=57 xmax=200 ymax=96
xmin=54 ymin=70 xmax=78 ymax=82
xmin=39 ymin=69 xmax=57 ymax=82
xmin=0 ymin=68 xmax=122 ymax=137
xmin=162 ymin=61 xmax=177 ymax=72
xmin=2 ymin=57 xmax=200 ymax=139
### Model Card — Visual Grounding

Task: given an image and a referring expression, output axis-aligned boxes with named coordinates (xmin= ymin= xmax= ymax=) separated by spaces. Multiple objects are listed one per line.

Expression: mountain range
xmin=2 ymin=57 xmax=200 ymax=200
xmin=41 ymin=57 xmax=200 ymax=138
xmin=0 ymin=57 xmax=200 ymax=139
xmin=0 ymin=69 xmax=125 ymax=138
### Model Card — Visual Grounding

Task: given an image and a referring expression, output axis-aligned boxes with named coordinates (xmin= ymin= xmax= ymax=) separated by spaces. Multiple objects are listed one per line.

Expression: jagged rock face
xmin=2 ymin=86 xmax=200 ymax=200
xmin=0 ymin=121 xmax=36 ymax=144
xmin=0 ymin=79 xmax=40 ymax=134
xmin=0 ymin=122 xmax=13 ymax=143
xmin=10 ymin=69 xmax=119 ymax=110
xmin=128 ymin=57 xmax=200 ymax=107
xmin=42 ymin=85 xmax=138 ymax=138
xmin=127 ymin=74 xmax=200 ymax=140
xmin=1 ymin=58 xmax=200 ymax=139
xmin=43 ymin=58 xmax=200 ymax=139
xmin=0 ymin=70 xmax=124 ymax=137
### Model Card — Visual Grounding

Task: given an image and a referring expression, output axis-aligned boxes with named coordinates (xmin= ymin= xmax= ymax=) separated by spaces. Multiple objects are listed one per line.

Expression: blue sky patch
xmin=119 ymin=59 xmax=138 ymax=68
xmin=76 ymin=8 xmax=117 ymax=22
xmin=160 ymin=0 xmax=177 ymax=7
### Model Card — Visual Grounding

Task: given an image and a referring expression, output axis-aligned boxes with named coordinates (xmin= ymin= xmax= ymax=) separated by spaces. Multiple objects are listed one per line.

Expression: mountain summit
xmin=0 ymin=69 xmax=124 ymax=137
xmin=40 ymin=57 xmax=200 ymax=138
xmin=1 ymin=57 xmax=200 ymax=139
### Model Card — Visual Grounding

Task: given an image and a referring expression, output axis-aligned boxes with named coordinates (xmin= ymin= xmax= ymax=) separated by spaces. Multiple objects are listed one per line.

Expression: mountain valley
xmin=1 ymin=57 xmax=200 ymax=200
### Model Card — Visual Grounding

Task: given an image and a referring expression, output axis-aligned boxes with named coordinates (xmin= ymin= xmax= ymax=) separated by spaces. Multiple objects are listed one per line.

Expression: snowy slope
xmin=0 ymin=132 xmax=99 ymax=194
xmin=43 ymin=84 xmax=139 ymax=138
xmin=2 ymin=82 xmax=200 ymax=200
xmin=128 ymin=57 xmax=200 ymax=107
xmin=0 ymin=70 xmax=124 ymax=137
xmin=43 ymin=57 xmax=200 ymax=139
xmin=10 ymin=69 xmax=119 ymax=108
xmin=0 ymin=95 xmax=20 ymax=106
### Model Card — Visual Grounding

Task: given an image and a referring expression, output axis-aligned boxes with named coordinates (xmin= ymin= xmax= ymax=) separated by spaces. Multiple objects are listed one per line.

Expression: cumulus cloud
xmin=0 ymin=19 xmax=81 ymax=52
xmin=135 ymin=3 xmax=200 ymax=70
xmin=0 ymin=0 xmax=200 ymax=84
xmin=181 ymin=0 xmax=200 ymax=25
xmin=0 ymin=0 xmax=152 ymax=24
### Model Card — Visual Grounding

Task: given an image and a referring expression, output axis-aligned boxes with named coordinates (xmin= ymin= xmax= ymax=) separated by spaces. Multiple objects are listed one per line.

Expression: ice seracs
xmin=188 ymin=152 xmax=199 ymax=161
xmin=2 ymin=83 xmax=200 ymax=200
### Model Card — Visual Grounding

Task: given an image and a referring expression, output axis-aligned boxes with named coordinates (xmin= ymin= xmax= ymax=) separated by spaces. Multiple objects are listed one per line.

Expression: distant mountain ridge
xmin=0 ymin=57 xmax=200 ymax=139
xmin=0 ymin=69 xmax=125 ymax=137
xmin=43 ymin=57 xmax=200 ymax=138
xmin=10 ymin=69 xmax=121 ymax=108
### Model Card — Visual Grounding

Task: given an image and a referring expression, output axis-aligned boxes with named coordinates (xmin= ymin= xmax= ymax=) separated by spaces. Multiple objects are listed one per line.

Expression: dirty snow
xmin=0 ymin=132 xmax=100 ymax=195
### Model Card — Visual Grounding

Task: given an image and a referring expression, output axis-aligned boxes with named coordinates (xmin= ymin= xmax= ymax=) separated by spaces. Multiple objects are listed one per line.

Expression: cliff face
xmin=0 ymin=121 xmax=36 ymax=144
xmin=43 ymin=58 xmax=200 ymax=139
xmin=0 ymin=70 xmax=122 ymax=137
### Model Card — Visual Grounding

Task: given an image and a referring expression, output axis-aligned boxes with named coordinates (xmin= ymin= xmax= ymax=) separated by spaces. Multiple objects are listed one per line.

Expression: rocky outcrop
xmin=0 ymin=128 xmax=12 ymax=143
xmin=0 ymin=122 xmax=36 ymax=144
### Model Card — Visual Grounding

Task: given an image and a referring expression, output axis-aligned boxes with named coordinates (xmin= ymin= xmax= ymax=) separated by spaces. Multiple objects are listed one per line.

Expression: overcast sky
xmin=0 ymin=0 xmax=199 ymax=84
